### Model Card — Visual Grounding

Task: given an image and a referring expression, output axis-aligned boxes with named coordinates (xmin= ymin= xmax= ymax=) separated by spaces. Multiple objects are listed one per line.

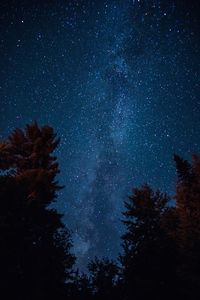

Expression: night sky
xmin=1 ymin=0 xmax=200 ymax=269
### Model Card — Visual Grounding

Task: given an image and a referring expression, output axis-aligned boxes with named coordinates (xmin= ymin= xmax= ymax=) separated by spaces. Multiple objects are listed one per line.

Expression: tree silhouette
xmin=0 ymin=123 xmax=75 ymax=300
xmin=88 ymin=257 xmax=119 ymax=300
xmin=120 ymin=184 xmax=175 ymax=300
xmin=68 ymin=270 xmax=93 ymax=300
xmin=1 ymin=123 xmax=200 ymax=300
xmin=174 ymin=154 xmax=200 ymax=298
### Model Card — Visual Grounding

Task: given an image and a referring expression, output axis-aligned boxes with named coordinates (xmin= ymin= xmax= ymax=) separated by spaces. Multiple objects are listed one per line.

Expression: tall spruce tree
xmin=174 ymin=154 xmax=200 ymax=298
xmin=120 ymin=184 xmax=174 ymax=300
xmin=0 ymin=123 xmax=75 ymax=300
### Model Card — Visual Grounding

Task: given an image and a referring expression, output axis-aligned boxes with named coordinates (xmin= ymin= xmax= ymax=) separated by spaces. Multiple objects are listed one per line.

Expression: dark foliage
xmin=1 ymin=123 xmax=200 ymax=300
xmin=174 ymin=154 xmax=200 ymax=299
xmin=88 ymin=257 xmax=119 ymax=300
xmin=0 ymin=123 xmax=75 ymax=300
xmin=120 ymin=185 xmax=176 ymax=300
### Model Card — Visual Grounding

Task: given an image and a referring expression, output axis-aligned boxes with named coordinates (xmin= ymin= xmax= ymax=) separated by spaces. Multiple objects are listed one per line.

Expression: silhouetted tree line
xmin=0 ymin=123 xmax=200 ymax=299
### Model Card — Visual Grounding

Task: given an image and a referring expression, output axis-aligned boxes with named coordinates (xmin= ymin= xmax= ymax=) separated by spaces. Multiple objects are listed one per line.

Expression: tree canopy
xmin=1 ymin=123 xmax=200 ymax=299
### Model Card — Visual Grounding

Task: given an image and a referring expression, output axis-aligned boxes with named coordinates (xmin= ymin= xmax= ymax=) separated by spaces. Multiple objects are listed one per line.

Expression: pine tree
xmin=120 ymin=184 xmax=174 ymax=300
xmin=0 ymin=123 xmax=75 ymax=300
xmin=88 ymin=257 xmax=119 ymax=300
xmin=174 ymin=154 xmax=200 ymax=298
xmin=68 ymin=271 xmax=93 ymax=300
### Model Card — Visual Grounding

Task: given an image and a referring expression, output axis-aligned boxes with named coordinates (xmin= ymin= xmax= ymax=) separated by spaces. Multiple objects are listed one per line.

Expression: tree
xmin=67 ymin=270 xmax=93 ymax=300
xmin=0 ymin=123 xmax=75 ymax=300
xmin=88 ymin=257 xmax=119 ymax=300
xmin=174 ymin=154 xmax=200 ymax=298
xmin=120 ymin=184 xmax=174 ymax=300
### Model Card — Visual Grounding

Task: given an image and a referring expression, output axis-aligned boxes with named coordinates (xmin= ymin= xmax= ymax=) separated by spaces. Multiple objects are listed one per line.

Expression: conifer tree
xmin=88 ymin=257 xmax=119 ymax=300
xmin=0 ymin=123 xmax=75 ymax=300
xmin=120 ymin=184 xmax=174 ymax=300
xmin=174 ymin=154 xmax=200 ymax=298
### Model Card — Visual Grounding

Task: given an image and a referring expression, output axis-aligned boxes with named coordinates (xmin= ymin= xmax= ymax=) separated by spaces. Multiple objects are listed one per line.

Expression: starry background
xmin=0 ymin=0 xmax=200 ymax=269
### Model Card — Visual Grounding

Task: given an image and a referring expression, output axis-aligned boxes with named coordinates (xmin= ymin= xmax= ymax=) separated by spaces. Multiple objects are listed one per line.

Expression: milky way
xmin=1 ymin=0 xmax=200 ymax=269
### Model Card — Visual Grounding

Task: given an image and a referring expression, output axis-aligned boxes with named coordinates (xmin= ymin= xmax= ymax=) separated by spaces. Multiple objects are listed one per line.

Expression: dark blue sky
xmin=1 ymin=0 xmax=200 ymax=269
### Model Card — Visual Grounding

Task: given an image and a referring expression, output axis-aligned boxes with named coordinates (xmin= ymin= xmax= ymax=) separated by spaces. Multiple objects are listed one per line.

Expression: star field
xmin=1 ymin=0 xmax=200 ymax=269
